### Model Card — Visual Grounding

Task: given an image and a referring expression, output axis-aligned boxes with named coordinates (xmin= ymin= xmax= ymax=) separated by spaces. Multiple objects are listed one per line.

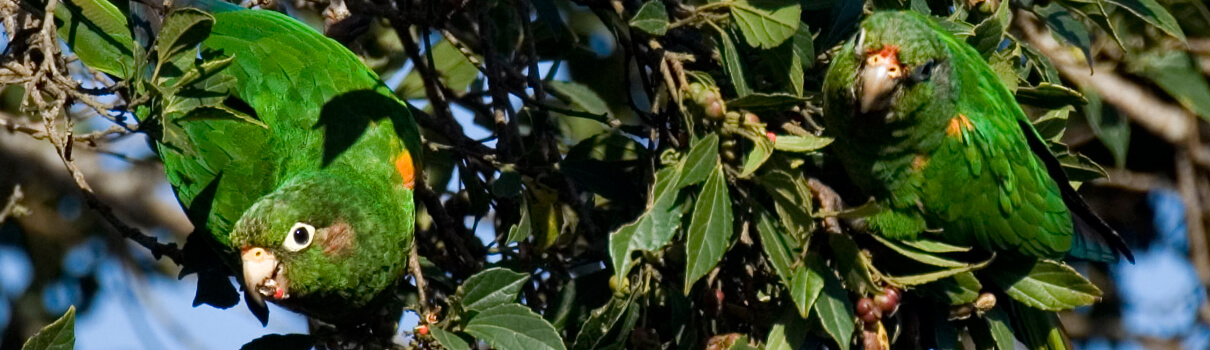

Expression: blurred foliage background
xmin=2 ymin=0 xmax=1210 ymax=347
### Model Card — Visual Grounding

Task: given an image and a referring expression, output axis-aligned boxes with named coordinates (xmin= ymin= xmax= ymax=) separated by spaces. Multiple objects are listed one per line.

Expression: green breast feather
xmin=821 ymin=11 xmax=1130 ymax=263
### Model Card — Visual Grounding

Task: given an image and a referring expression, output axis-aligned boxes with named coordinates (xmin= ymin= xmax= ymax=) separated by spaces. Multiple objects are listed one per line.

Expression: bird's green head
xmin=827 ymin=11 xmax=954 ymax=121
xmin=230 ymin=173 xmax=412 ymax=321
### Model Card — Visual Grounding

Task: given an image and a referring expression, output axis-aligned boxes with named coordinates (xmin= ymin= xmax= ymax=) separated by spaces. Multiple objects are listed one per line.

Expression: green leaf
xmin=169 ymin=53 xmax=237 ymax=93
xmin=1032 ymin=106 xmax=1073 ymax=142
xmin=398 ymin=39 xmax=480 ymax=99
xmin=758 ymin=167 xmax=814 ymax=239
xmin=1017 ymin=83 xmax=1086 ymax=109
xmin=21 ymin=306 xmax=74 ymax=350
xmin=812 ymin=264 xmax=854 ymax=350
xmin=1009 ymin=300 xmax=1070 ymax=350
xmin=176 ymin=105 xmax=267 ymax=129
xmin=773 ymin=135 xmax=833 ymax=153
xmin=608 ymin=164 xmax=686 ymax=276
xmin=1054 ymin=146 xmax=1109 ymax=182
xmin=789 ymin=254 xmax=828 ymax=318
xmin=1100 ymin=0 xmax=1186 ymax=42
xmin=548 ymin=80 xmax=612 ymax=123
xmin=726 ymin=93 xmax=809 ymax=110
xmin=562 ymin=132 xmax=647 ymax=202
xmin=716 ymin=28 xmax=752 ymax=97
xmin=739 ymin=131 xmax=774 ymax=177
xmin=157 ymin=9 xmax=215 ymax=64
xmin=430 ymin=327 xmax=472 ymax=350
xmin=869 ymin=235 xmax=969 ymax=268
xmin=1021 ymin=39 xmax=1063 ymax=84
xmin=465 ymin=304 xmax=567 ymax=350
xmin=728 ymin=335 xmax=759 ymax=350
xmin=984 ymin=307 xmax=1016 ymax=350
xmin=937 ymin=17 xmax=977 ymax=39
xmin=990 ymin=53 xmax=1020 ymax=93
xmin=568 ymin=132 xmax=646 ymax=162
xmin=765 ymin=317 xmax=808 ymax=350
xmin=630 ymin=1 xmax=670 ymax=36
xmin=730 ymin=0 xmax=802 ymax=48
xmin=679 ymin=133 xmax=720 ymax=187
xmin=54 ymin=0 xmax=135 ymax=78
xmin=753 ymin=201 xmax=792 ymax=256
xmin=966 ymin=0 xmax=1011 ymax=57
xmin=755 ymin=203 xmax=798 ymax=288
xmin=1128 ymin=51 xmax=1210 ymax=122
xmin=507 ymin=197 xmax=534 ymax=243
xmin=916 ymin=272 xmax=982 ymax=305
xmin=1082 ymin=88 xmax=1130 ymax=167
xmin=986 ymin=258 xmax=1101 ymax=311
xmin=900 ymin=239 xmax=972 ymax=253
xmin=829 ymin=234 xmax=876 ymax=295
xmin=458 ymin=267 xmax=530 ymax=312
xmin=572 ymin=294 xmax=638 ymax=350
xmin=910 ymin=0 xmax=930 ymax=14
xmin=1034 ymin=4 xmax=1092 ymax=69
xmin=759 ymin=34 xmax=805 ymax=96
xmin=883 ymin=256 xmax=992 ymax=286
xmin=684 ymin=165 xmax=734 ymax=294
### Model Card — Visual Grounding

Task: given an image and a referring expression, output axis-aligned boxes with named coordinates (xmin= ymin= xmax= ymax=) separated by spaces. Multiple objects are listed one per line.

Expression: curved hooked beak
xmin=858 ymin=48 xmax=905 ymax=114
xmin=241 ymin=247 xmax=289 ymax=308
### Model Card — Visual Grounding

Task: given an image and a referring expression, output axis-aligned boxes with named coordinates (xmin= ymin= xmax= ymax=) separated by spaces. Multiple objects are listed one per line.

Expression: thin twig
xmin=4 ymin=0 xmax=185 ymax=265
xmin=408 ymin=244 xmax=429 ymax=312
xmin=1178 ymin=122 xmax=1210 ymax=283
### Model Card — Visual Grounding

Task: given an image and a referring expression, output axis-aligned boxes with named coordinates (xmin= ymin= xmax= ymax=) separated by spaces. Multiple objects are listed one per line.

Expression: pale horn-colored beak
xmin=858 ymin=48 xmax=904 ymax=114
xmin=241 ymin=247 xmax=287 ymax=308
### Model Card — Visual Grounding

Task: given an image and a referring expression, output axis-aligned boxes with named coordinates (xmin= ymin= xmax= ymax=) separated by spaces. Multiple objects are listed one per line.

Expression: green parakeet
xmin=821 ymin=11 xmax=1131 ymax=263
xmin=67 ymin=0 xmax=422 ymax=326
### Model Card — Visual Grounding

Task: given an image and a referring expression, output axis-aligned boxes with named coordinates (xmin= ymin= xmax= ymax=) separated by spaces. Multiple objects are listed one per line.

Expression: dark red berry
xmin=857 ymin=297 xmax=881 ymax=323
xmin=874 ymin=288 xmax=900 ymax=314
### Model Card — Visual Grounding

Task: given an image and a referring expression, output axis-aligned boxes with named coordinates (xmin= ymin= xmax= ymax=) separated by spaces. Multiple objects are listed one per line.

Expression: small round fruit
xmin=857 ymin=297 xmax=881 ymax=323
xmin=975 ymin=292 xmax=996 ymax=311
xmin=874 ymin=287 xmax=900 ymax=314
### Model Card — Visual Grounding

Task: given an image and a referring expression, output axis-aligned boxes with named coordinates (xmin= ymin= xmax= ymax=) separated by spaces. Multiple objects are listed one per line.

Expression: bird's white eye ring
xmin=283 ymin=222 xmax=315 ymax=252
xmin=854 ymin=29 xmax=866 ymax=56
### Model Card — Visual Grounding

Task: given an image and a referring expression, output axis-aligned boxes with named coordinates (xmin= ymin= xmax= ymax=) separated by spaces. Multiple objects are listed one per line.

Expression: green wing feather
xmin=158 ymin=6 xmax=422 ymax=251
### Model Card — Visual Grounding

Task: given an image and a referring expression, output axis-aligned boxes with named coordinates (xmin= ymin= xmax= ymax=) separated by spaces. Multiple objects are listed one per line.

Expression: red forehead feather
xmin=867 ymin=45 xmax=900 ymax=60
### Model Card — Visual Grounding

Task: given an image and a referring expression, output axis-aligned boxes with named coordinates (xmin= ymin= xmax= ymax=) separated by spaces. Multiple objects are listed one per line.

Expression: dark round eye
xmin=910 ymin=59 xmax=938 ymax=84
xmin=293 ymin=227 xmax=308 ymax=244
xmin=283 ymin=222 xmax=314 ymax=251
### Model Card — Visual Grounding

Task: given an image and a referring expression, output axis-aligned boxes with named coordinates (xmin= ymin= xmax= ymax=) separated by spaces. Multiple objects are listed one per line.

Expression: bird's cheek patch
xmin=395 ymin=150 xmax=416 ymax=189
xmin=321 ymin=221 xmax=356 ymax=256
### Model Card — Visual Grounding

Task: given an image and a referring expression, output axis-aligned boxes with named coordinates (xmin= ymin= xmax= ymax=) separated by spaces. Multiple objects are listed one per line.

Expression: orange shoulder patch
xmin=946 ymin=114 xmax=974 ymax=139
xmin=395 ymin=150 xmax=416 ymax=189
